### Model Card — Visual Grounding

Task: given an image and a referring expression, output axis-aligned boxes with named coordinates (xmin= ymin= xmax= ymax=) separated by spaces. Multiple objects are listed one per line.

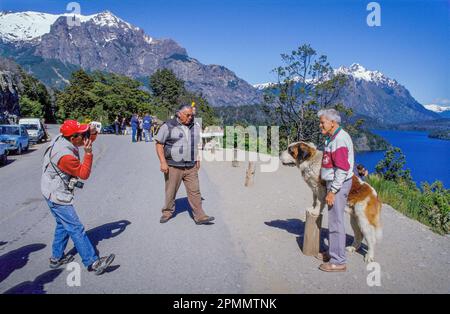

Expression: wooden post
xmin=232 ymin=148 xmax=240 ymax=167
xmin=244 ymin=161 xmax=256 ymax=187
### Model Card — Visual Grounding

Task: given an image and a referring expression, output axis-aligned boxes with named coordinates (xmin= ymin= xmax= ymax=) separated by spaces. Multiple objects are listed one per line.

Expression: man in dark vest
xmin=155 ymin=104 xmax=215 ymax=225
xmin=41 ymin=120 xmax=115 ymax=275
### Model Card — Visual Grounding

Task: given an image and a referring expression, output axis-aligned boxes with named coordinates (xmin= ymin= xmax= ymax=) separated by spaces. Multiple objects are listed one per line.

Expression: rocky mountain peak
xmin=0 ymin=10 xmax=262 ymax=107
xmin=335 ymin=63 xmax=398 ymax=87
xmin=89 ymin=10 xmax=138 ymax=31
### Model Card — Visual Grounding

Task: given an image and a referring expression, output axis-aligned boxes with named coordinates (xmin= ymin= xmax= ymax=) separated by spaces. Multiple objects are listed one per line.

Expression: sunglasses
xmin=72 ymin=130 xmax=90 ymax=139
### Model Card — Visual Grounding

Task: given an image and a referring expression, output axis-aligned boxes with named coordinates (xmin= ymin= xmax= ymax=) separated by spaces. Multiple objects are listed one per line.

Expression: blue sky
xmin=0 ymin=0 xmax=448 ymax=105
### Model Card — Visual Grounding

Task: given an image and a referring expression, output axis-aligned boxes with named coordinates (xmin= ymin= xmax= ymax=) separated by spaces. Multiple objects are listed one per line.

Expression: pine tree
xmin=263 ymin=44 xmax=347 ymax=147
xmin=149 ymin=69 xmax=185 ymax=119
xmin=375 ymin=147 xmax=413 ymax=184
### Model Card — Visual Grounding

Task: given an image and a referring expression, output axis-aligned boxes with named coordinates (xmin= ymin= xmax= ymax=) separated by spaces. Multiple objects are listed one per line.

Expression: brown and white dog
xmin=280 ymin=141 xmax=382 ymax=262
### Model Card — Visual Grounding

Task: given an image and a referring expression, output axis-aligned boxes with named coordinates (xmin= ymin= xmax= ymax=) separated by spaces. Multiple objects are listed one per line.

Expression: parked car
xmin=0 ymin=141 xmax=7 ymax=166
xmin=101 ymin=125 xmax=115 ymax=134
xmin=19 ymin=118 xmax=46 ymax=143
xmin=0 ymin=125 xmax=29 ymax=154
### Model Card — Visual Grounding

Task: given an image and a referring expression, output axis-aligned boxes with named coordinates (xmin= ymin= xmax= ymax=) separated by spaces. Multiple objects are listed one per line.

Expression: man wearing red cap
xmin=41 ymin=120 xmax=114 ymax=275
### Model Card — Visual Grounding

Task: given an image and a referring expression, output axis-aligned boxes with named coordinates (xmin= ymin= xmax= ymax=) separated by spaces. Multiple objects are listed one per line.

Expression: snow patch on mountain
xmin=0 ymin=10 xmax=142 ymax=42
xmin=424 ymin=104 xmax=450 ymax=113
xmin=91 ymin=11 xmax=138 ymax=31
xmin=0 ymin=11 xmax=93 ymax=42
xmin=334 ymin=63 xmax=398 ymax=87
xmin=253 ymin=82 xmax=276 ymax=90
xmin=253 ymin=63 xmax=399 ymax=89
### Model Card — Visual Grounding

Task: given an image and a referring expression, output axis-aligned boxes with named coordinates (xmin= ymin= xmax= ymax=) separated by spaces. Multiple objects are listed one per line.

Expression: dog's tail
xmin=375 ymin=200 xmax=383 ymax=242
xmin=375 ymin=225 xmax=383 ymax=242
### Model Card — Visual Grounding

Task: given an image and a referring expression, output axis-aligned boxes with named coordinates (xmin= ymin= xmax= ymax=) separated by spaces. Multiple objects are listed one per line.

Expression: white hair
xmin=317 ymin=108 xmax=341 ymax=123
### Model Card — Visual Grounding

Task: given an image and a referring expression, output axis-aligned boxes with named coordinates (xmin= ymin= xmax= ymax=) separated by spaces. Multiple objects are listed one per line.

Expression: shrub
xmin=367 ymin=175 xmax=449 ymax=235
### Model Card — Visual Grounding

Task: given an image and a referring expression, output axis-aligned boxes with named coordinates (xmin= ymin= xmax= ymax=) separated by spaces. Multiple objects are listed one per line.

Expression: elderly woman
xmin=318 ymin=108 xmax=355 ymax=272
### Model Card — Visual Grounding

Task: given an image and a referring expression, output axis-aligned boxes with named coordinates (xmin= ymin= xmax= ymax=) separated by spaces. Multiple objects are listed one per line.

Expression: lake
xmin=356 ymin=130 xmax=450 ymax=188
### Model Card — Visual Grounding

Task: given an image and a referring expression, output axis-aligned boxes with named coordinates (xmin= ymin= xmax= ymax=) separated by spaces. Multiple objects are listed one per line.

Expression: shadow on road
xmin=265 ymin=218 xmax=368 ymax=255
xmin=21 ymin=147 xmax=39 ymax=155
xmin=173 ymin=197 xmax=195 ymax=219
xmin=3 ymin=269 xmax=63 ymax=294
xmin=172 ymin=198 xmax=214 ymax=224
xmin=2 ymin=221 xmax=130 ymax=294
xmin=1 ymin=158 xmax=16 ymax=166
xmin=0 ymin=243 xmax=46 ymax=283
xmin=105 ymin=265 xmax=120 ymax=273
xmin=68 ymin=220 xmax=131 ymax=262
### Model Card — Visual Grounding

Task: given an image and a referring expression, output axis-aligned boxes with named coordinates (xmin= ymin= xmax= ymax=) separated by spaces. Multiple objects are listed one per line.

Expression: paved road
xmin=0 ymin=125 xmax=449 ymax=293
xmin=0 ymin=125 xmax=245 ymax=294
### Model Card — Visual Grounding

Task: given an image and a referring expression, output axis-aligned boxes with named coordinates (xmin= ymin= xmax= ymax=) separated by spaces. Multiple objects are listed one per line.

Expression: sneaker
xmin=49 ymin=254 xmax=74 ymax=269
xmin=195 ymin=216 xmax=215 ymax=225
xmin=89 ymin=254 xmax=115 ymax=275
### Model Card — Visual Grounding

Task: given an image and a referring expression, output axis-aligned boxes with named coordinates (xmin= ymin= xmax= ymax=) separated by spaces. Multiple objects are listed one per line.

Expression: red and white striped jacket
xmin=320 ymin=127 xmax=354 ymax=193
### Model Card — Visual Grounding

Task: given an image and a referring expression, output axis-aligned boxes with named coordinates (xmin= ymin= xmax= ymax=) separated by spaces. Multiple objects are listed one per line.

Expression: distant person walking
xmin=143 ymin=113 xmax=153 ymax=142
xmin=130 ymin=114 xmax=138 ymax=142
xmin=114 ymin=116 xmax=120 ymax=135
xmin=137 ymin=116 xmax=143 ymax=142
xmin=318 ymin=108 xmax=355 ymax=273
xmin=155 ymin=104 xmax=215 ymax=225
xmin=121 ymin=118 xmax=127 ymax=135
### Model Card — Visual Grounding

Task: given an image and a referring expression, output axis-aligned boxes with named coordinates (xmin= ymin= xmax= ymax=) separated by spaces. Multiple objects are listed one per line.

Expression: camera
xmin=83 ymin=128 xmax=91 ymax=140
xmin=68 ymin=177 xmax=84 ymax=190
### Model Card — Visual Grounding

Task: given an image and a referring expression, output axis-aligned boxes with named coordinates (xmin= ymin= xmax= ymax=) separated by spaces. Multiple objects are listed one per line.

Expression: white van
xmin=19 ymin=118 xmax=45 ymax=143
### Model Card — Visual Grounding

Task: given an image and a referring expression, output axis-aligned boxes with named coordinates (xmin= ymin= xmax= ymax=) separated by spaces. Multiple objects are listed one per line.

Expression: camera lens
xmin=83 ymin=129 xmax=90 ymax=139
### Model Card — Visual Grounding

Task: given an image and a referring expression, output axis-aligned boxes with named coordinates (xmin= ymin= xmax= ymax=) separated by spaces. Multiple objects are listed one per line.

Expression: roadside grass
xmin=367 ymin=175 xmax=450 ymax=235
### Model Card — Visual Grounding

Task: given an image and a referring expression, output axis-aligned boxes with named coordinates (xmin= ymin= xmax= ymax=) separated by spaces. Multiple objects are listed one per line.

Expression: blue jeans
xmin=143 ymin=129 xmax=152 ymax=142
xmin=132 ymin=127 xmax=137 ymax=142
xmin=45 ymin=199 xmax=98 ymax=268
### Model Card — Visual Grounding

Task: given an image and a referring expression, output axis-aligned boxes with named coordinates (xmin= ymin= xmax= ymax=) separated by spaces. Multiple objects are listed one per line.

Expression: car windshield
xmin=21 ymin=124 xmax=38 ymax=130
xmin=0 ymin=126 xmax=20 ymax=135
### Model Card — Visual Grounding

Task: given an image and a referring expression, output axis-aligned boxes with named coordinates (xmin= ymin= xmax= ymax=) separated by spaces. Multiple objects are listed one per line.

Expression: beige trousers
xmin=162 ymin=166 xmax=206 ymax=220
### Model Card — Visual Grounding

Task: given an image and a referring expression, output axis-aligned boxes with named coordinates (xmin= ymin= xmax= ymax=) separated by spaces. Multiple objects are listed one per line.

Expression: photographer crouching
xmin=41 ymin=120 xmax=114 ymax=275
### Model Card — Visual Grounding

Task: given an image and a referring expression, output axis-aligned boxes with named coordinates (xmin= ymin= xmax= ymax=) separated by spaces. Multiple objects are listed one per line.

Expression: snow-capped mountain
xmin=254 ymin=63 xmax=398 ymax=89
xmin=253 ymin=82 xmax=276 ymax=90
xmin=0 ymin=11 xmax=139 ymax=42
xmin=424 ymin=104 xmax=450 ymax=118
xmin=0 ymin=10 xmax=262 ymax=107
xmin=254 ymin=63 xmax=439 ymax=124
xmin=424 ymin=104 xmax=450 ymax=113
xmin=334 ymin=63 xmax=398 ymax=87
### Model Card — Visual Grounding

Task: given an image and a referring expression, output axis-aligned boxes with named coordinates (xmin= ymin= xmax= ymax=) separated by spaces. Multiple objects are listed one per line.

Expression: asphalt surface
xmin=0 ymin=125 xmax=448 ymax=293
xmin=0 ymin=125 xmax=245 ymax=294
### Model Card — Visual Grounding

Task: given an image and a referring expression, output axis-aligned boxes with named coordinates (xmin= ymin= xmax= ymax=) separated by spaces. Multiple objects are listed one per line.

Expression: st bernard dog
xmin=280 ymin=141 xmax=382 ymax=262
